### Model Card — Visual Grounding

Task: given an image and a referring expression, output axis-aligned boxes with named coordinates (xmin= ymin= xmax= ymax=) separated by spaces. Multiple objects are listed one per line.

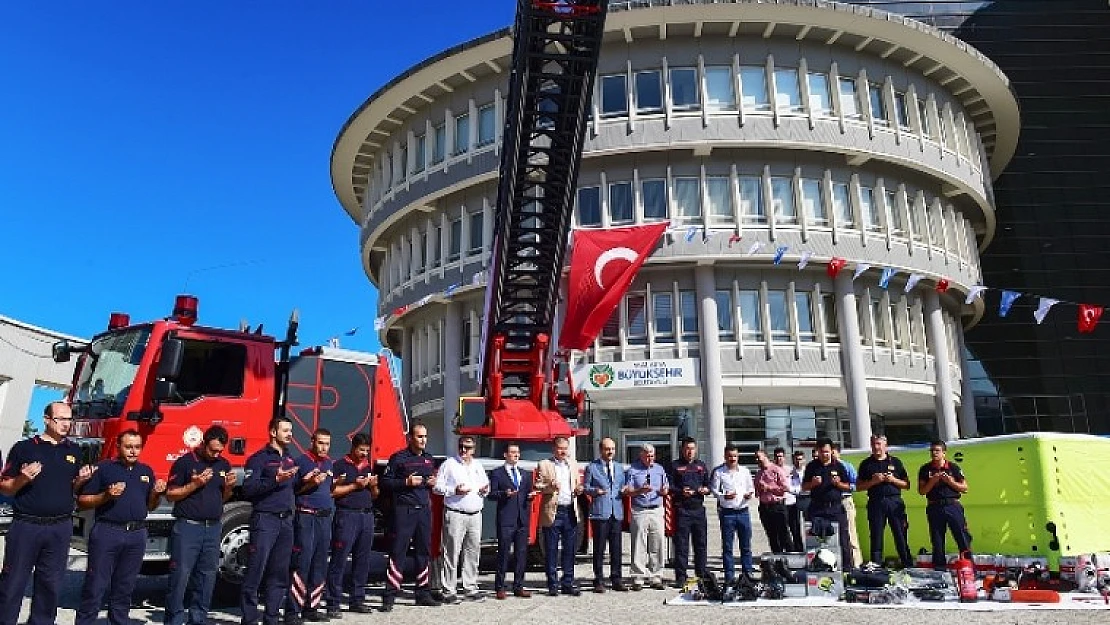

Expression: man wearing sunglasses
xmin=433 ymin=436 xmax=490 ymax=603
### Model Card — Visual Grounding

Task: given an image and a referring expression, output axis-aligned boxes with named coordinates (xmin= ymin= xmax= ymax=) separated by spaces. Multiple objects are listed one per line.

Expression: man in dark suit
xmin=488 ymin=442 xmax=535 ymax=600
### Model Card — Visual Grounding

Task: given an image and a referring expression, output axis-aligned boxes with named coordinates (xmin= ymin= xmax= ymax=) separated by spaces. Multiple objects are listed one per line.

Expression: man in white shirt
xmin=775 ymin=447 xmax=803 ymax=552
xmin=534 ymin=437 xmax=583 ymax=596
xmin=710 ymin=445 xmax=755 ymax=582
xmin=433 ymin=436 xmax=489 ymax=602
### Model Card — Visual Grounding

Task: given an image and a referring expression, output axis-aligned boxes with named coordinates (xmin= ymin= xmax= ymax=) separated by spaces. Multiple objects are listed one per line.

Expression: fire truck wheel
xmin=214 ymin=504 xmax=252 ymax=602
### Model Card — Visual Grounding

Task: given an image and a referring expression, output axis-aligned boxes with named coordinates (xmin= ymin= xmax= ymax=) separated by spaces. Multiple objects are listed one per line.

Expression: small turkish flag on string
xmin=827 ymin=257 xmax=847 ymax=279
xmin=728 ymin=233 xmax=742 ymax=247
xmin=1078 ymin=304 xmax=1104 ymax=334
xmin=935 ymin=279 xmax=950 ymax=293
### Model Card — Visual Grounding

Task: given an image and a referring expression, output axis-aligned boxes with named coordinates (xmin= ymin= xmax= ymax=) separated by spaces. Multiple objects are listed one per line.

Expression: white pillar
xmin=442 ymin=303 xmax=462 ymax=451
xmin=0 ymin=378 xmax=34 ymax=458
xmin=695 ymin=264 xmax=726 ymax=459
xmin=834 ymin=273 xmax=872 ymax=447
xmin=955 ymin=316 xmax=978 ymax=438
xmin=925 ymin=290 xmax=959 ymax=441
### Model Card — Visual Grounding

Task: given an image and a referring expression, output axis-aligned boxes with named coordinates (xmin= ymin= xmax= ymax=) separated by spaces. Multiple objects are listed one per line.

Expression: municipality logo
xmin=588 ymin=364 xmax=615 ymax=388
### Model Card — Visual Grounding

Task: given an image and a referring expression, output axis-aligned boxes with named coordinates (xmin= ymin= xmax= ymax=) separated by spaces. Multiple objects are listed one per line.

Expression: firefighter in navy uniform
xmin=856 ymin=434 xmax=913 ymax=568
xmin=284 ymin=429 xmax=335 ymax=625
xmin=917 ymin=440 xmax=971 ymax=571
xmin=669 ymin=437 xmax=710 ymax=587
xmin=75 ymin=429 xmax=167 ymax=625
xmin=241 ymin=417 xmax=299 ymax=625
xmin=0 ymin=401 xmax=94 ymax=625
xmin=380 ymin=422 xmax=441 ymax=612
xmin=802 ymin=437 xmax=853 ymax=570
xmin=325 ymin=432 xmax=379 ymax=616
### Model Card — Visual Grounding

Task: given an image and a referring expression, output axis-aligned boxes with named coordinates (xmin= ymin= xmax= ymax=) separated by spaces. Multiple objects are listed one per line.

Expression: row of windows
xmin=382 ymin=208 xmax=489 ymax=295
xmin=574 ymin=168 xmax=980 ymax=265
xmin=592 ymin=62 xmax=976 ymax=165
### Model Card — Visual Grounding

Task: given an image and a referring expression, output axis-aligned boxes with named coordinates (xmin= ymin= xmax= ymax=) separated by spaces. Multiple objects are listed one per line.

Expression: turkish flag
xmin=559 ymin=223 xmax=668 ymax=350
xmin=826 ymin=257 xmax=847 ymax=279
xmin=1078 ymin=304 xmax=1103 ymax=334
xmin=936 ymin=279 xmax=950 ymax=293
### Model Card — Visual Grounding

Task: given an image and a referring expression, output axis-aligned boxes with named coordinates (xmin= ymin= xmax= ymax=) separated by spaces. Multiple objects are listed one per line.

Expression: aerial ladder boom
xmin=459 ymin=0 xmax=607 ymax=442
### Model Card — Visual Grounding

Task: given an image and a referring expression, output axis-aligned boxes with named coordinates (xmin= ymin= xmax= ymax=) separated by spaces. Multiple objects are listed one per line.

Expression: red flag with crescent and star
xmin=1078 ymin=304 xmax=1103 ymax=334
xmin=559 ymin=223 xmax=669 ymax=350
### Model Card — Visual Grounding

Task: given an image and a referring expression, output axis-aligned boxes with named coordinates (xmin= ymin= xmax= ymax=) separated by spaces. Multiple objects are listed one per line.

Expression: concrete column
xmin=400 ymin=326 xmax=413 ymax=427
xmin=443 ymin=303 xmax=462 ymax=451
xmin=834 ymin=273 xmax=872 ymax=447
xmin=925 ymin=290 xmax=959 ymax=441
xmin=695 ymin=264 xmax=726 ymax=459
xmin=954 ymin=314 xmax=978 ymax=438
xmin=0 ymin=377 xmax=34 ymax=459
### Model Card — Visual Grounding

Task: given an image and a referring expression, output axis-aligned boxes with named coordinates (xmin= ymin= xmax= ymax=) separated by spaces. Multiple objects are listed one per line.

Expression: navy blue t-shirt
xmin=169 ymin=451 xmax=232 ymax=521
xmin=670 ymin=459 xmax=710 ymax=510
xmin=333 ymin=455 xmax=374 ymax=510
xmin=294 ymin=453 xmax=334 ymax=511
xmin=382 ymin=448 xmax=435 ymax=508
xmin=918 ymin=461 xmax=966 ymax=501
xmin=242 ymin=445 xmax=296 ymax=514
xmin=858 ymin=454 xmax=909 ymax=499
xmin=82 ymin=459 xmax=155 ymax=522
xmin=803 ymin=459 xmax=850 ymax=507
xmin=2 ymin=436 xmax=81 ymax=517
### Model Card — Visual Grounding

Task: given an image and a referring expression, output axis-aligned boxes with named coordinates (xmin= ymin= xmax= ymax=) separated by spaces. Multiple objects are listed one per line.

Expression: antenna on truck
xmin=273 ymin=308 xmax=299 ymax=420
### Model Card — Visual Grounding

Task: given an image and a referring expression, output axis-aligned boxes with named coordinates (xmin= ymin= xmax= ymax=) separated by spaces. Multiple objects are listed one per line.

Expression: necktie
xmin=511 ymin=467 xmax=519 ymax=489
xmin=607 ymin=463 xmax=614 ymax=485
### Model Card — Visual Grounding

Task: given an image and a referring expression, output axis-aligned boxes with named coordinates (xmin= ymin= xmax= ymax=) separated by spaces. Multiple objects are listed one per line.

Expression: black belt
xmin=179 ymin=518 xmax=220 ymax=527
xmin=446 ymin=507 xmax=481 ymax=516
xmin=337 ymin=507 xmax=374 ymax=514
xmin=13 ymin=513 xmax=70 ymax=525
xmin=556 ymin=504 xmax=574 ymax=510
xmin=98 ymin=520 xmax=146 ymax=531
xmin=633 ymin=505 xmax=660 ymax=510
xmin=298 ymin=508 xmax=333 ymax=517
xmin=927 ymin=497 xmax=961 ymax=507
xmin=255 ymin=510 xmax=292 ymax=519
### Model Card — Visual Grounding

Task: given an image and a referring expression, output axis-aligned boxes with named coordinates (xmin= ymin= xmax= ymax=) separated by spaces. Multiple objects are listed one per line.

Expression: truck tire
xmin=214 ymin=504 xmax=252 ymax=604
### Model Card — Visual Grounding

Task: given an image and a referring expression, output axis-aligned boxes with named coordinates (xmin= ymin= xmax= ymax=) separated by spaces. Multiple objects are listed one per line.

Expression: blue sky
xmin=1 ymin=1 xmax=512 ymax=428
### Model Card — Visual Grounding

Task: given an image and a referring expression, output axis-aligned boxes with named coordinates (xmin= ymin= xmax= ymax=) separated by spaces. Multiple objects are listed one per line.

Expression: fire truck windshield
xmin=73 ymin=326 xmax=152 ymax=418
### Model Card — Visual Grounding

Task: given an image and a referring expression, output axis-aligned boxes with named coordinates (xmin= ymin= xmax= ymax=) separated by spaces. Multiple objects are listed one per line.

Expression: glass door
xmin=619 ymin=429 xmax=677 ymax=468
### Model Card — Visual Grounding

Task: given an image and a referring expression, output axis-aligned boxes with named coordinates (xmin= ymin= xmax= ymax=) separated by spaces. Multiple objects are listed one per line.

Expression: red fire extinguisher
xmin=955 ymin=551 xmax=977 ymax=603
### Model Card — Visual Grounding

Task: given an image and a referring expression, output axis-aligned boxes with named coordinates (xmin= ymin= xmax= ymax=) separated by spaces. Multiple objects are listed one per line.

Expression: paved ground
xmin=5 ymin=523 xmax=1107 ymax=625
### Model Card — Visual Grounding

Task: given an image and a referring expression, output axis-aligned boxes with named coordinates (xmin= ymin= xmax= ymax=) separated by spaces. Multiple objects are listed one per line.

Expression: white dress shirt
xmin=435 ymin=455 xmax=489 ymax=513
xmin=711 ymin=464 xmax=755 ymax=510
xmin=553 ymin=459 xmax=573 ymax=506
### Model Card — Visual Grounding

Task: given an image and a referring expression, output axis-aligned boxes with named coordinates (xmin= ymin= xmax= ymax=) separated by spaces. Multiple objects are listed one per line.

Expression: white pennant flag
xmin=373 ymin=317 xmax=386 ymax=331
xmin=904 ymin=273 xmax=925 ymax=293
xmin=745 ymin=241 xmax=764 ymax=256
xmin=853 ymin=263 xmax=871 ymax=281
xmin=1034 ymin=297 xmax=1059 ymax=324
xmin=964 ymin=285 xmax=988 ymax=305
xmin=797 ymin=251 xmax=813 ymax=270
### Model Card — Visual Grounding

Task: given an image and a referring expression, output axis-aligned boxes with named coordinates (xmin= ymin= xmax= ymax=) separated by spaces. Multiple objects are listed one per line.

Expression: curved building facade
xmin=332 ymin=0 xmax=1019 ymax=460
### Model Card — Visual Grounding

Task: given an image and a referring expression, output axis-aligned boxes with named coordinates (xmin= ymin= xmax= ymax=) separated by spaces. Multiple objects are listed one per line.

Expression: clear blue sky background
xmin=1 ymin=1 xmax=513 ymax=429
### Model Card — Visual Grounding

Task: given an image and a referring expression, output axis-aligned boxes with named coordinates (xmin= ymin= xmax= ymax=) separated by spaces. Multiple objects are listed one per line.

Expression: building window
xmin=768 ymin=290 xmax=790 ymax=342
xmin=453 ymin=113 xmax=470 ymax=156
xmin=821 ymin=293 xmax=838 ymax=343
xmin=832 ymin=182 xmax=853 ymax=228
xmin=600 ymin=74 xmax=628 ymax=117
xmin=673 ymin=177 xmax=702 ymax=223
xmin=411 ymin=232 xmax=424 ymax=275
xmin=642 ymin=178 xmax=668 ymax=220
xmin=449 ymin=217 xmax=462 ymax=262
xmin=461 ymin=316 xmax=472 ymax=366
xmin=670 ymin=67 xmax=700 ymax=110
xmin=680 ymin=290 xmax=699 ymax=341
xmin=653 ymin=292 xmax=675 ymax=344
xmin=771 ymin=177 xmax=797 ymax=225
xmin=429 ymin=225 xmax=441 ymax=269
xmin=869 ymin=83 xmax=888 ymax=127
xmin=600 ymin=308 xmax=620 ymax=347
xmin=609 ymin=181 xmax=633 ymax=224
xmin=910 ymin=193 xmax=926 ymax=242
xmin=705 ymin=66 xmax=735 ymax=110
xmin=432 ymin=123 xmax=446 ymax=164
xmin=577 ymin=186 xmax=602 ymax=227
xmin=740 ymin=290 xmax=763 ymax=341
xmin=468 ymin=210 xmax=483 ymax=254
xmin=413 ymin=134 xmax=426 ymax=173
xmin=838 ymin=77 xmax=861 ymax=120
xmin=634 ymin=70 xmax=663 ymax=112
xmin=801 ymin=178 xmax=827 ymax=226
xmin=627 ymin=294 xmax=648 ymax=346
xmin=706 ymin=176 xmax=733 ymax=224
xmin=399 ymin=145 xmax=408 ymax=181
xmin=930 ymin=202 xmax=944 ymax=245
xmin=808 ymin=72 xmax=833 ymax=116
xmin=740 ymin=66 xmax=770 ymax=112
xmin=885 ymin=189 xmax=903 ymax=236
xmin=917 ymin=97 xmax=933 ymax=138
xmin=860 ymin=186 xmax=880 ymax=231
xmin=894 ymin=92 xmax=910 ymax=130
xmin=739 ymin=176 xmax=765 ymax=224
xmin=477 ymin=104 xmax=496 ymax=147
xmin=891 ymin=299 xmax=907 ymax=350
xmin=774 ymin=68 xmax=803 ymax=113
xmin=870 ymin=296 xmax=888 ymax=347
xmin=716 ymin=289 xmax=734 ymax=341
xmin=796 ymin=292 xmax=816 ymax=343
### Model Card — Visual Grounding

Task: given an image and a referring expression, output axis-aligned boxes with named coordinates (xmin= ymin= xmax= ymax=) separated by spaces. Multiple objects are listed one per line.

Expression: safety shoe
xmin=611 ymin=581 xmax=630 ymax=592
xmin=303 ymin=609 xmax=329 ymax=622
xmin=415 ymin=595 xmax=443 ymax=607
xmin=283 ymin=613 xmax=303 ymax=625
xmin=378 ymin=597 xmax=394 ymax=613
xmin=350 ymin=603 xmax=374 ymax=614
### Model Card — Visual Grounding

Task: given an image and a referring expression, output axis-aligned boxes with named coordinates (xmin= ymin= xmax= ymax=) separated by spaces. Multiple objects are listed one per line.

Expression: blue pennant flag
xmin=773 ymin=245 xmax=788 ymax=265
xmin=685 ymin=226 xmax=699 ymax=242
xmin=445 ymin=283 xmax=460 ymax=297
xmin=999 ymin=290 xmax=1021 ymax=318
xmin=879 ymin=267 xmax=896 ymax=289
xmin=344 ymin=327 xmax=358 ymax=337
